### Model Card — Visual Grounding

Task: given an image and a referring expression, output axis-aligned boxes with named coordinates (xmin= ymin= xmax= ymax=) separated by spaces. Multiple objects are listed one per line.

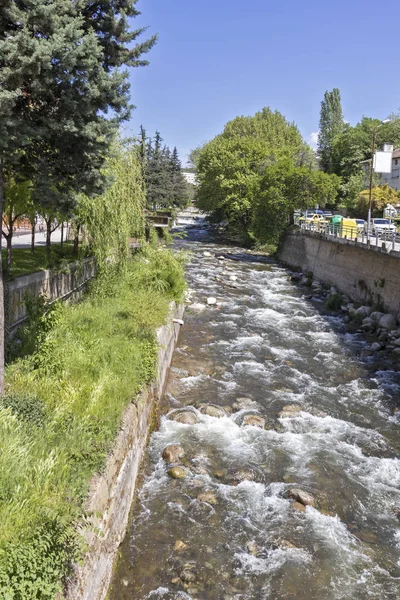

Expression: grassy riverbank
xmin=0 ymin=246 xmax=185 ymax=599
xmin=3 ymin=242 xmax=87 ymax=279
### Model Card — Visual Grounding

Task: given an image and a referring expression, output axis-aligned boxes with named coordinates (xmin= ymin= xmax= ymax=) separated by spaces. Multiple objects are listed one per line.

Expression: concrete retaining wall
xmin=277 ymin=231 xmax=400 ymax=319
xmin=8 ymin=258 xmax=96 ymax=328
xmin=66 ymin=303 xmax=184 ymax=600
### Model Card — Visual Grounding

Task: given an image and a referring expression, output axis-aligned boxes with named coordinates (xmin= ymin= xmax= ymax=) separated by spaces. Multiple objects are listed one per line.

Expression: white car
xmin=367 ymin=218 xmax=397 ymax=236
xmin=354 ymin=218 xmax=366 ymax=232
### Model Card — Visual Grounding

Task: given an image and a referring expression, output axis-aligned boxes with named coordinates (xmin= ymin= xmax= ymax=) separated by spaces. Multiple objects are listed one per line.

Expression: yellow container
xmin=340 ymin=218 xmax=357 ymax=240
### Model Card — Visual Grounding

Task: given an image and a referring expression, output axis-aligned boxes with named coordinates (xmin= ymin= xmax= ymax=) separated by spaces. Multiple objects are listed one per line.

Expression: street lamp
xmin=367 ymin=119 xmax=390 ymax=243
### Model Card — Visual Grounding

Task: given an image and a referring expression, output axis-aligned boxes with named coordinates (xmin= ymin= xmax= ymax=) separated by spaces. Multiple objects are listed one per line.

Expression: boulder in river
xmin=279 ymin=404 xmax=302 ymax=418
xmin=232 ymin=397 xmax=259 ymax=411
xmin=174 ymin=540 xmax=188 ymax=552
xmin=246 ymin=540 xmax=259 ymax=556
xmin=292 ymin=501 xmax=306 ymax=512
xmin=169 ymin=410 xmax=199 ymax=425
xmin=371 ymin=342 xmax=382 ymax=352
xmin=168 ymin=466 xmax=188 ymax=479
xmin=287 ymin=487 xmax=315 ymax=506
xmin=229 ymin=275 xmax=238 ymax=281
xmin=203 ymin=251 xmax=212 ymax=257
xmin=207 ymin=297 xmax=217 ymax=305
xmin=197 ymin=490 xmax=218 ymax=505
xmin=162 ymin=444 xmax=185 ymax=463
xmin=188 ymin=302 xmax=206 ymax=312
xmin=379 ymin=313 xmax=398 ymax=331
xmin=242 ymin=414 xmax=265 ymax=428
xmin=370 ymin=311 xmax=385 ymax=323
xmin=198 ymin=404 xmax=227 ymax=418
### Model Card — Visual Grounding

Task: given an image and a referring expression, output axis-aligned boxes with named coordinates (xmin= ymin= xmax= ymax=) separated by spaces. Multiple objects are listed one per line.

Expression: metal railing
xmin=299 ymin=221 xmax=399 ymax=253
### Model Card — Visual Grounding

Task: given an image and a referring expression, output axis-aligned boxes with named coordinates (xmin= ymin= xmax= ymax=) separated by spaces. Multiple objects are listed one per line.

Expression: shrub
xmin=326 ymin=293 xmax=343 ymax=311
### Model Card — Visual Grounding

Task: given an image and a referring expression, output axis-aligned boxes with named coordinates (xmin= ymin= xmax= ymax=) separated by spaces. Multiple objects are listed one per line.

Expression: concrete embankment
xmin=66 ymin=303 xmax=184 ymax=600
xmin=277 ymin=230 xmax=400 ymax=319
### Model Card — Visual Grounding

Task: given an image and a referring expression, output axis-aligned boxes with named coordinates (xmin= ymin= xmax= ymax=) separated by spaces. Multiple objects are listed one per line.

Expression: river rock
xmin=311 ymin=280 xmax=321 ymax=289
xmin=189 ymin=302 xmax=206 ymax=312
xmin=203 ymin=251 xmax=212 ymax=257
xmin=234 ymin=469 xmax=256 ymax=482
xmin=174 ymin=540 xmax=188 ymax=551
xmin=379 ymin=314 xmax=398 ymax=330
xmin=355 ymin=306 xmax=373 ymax=318
xmin=370 ymin=311 xmax=385 ymax=322
xmin=229 ymin=275 xmax=238 ymax=281
xmin=246 ymin=540 xmax=259 ymax=556
xmin=198 ymin=404 xmax=226 ymax=418
xmin=275 ymin=539 xmax=297 ymax=550
xmin=207 ymin=297 xmax=217 ymax=305
xmin=168 ymin=467 xmax=188 ymax=479
xmin=394 ymin=338 xmax=400 ymax=346
xmin=169 ymin=410 xmax=199 ymax=425
xmin=292 ymin=501 xmax=306 ymax=512
xmin=232 ymin=397 xmax=259 ymax=411
xmin=197 ymin=491 xmax=218 ymax=505
xmin=180 ymin=568 xmax=197 ymax=584
xmin=162 ymin=444 xmax=185 ymax=463
xmin=288 ymin=487 xmax=315 ymax=506
xmin=279 ymin=404 xmax=302 ymax=418
xmin=371 ymin=342 xmax=382 ymax=352
xmin=242 ymin=414 xmax=265 ymax=428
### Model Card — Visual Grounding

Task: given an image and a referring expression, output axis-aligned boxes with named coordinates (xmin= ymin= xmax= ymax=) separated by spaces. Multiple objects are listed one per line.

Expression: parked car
xmin=323 ymin=211 xmax=333 ymax=218
xmin=365 ymin=218 xmax=397 ymax=236
xmin=354 ymin=218 xmax=366 ymax=232
xmin=299 ymin=213 xmax=328 ymax=225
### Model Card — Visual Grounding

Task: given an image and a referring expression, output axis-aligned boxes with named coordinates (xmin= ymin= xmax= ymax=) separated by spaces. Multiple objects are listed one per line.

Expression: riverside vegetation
xmin=0 ymin=243 xmax=186 ymax=599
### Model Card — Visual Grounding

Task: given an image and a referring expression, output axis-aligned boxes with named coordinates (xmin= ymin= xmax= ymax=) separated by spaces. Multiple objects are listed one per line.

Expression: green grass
xmin=3 ymin=242 xmax=87 ymax=279
xmin=0 ymin=245 xmax=186 ymax=599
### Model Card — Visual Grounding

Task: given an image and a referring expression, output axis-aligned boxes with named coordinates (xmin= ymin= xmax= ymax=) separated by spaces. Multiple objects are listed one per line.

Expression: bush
xmin=1 ymin=248 xmax=185 ymax=599
xmin=326 ymin=293 xmax=343 ymax=311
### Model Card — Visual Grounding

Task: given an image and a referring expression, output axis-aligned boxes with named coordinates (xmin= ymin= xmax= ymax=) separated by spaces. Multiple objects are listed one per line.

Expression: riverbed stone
xmin=197 ymin=491 xmax=218 ymax=505
xmin=234 ymin=469 xmax=256 ymax=482
xmin=232 ymin=397 xmax=259 ymax=411
xmin=288 ymin=488 xmax=315 ymax=506
xmin=168 ymin=467 xmax=188 ymax=479
xmin=242 ymin=414 xmax=265 ymax=428
xmin=174 ymin=540 xmax=188 ymax=551
xmin=279 ymin=404 xmax=302 ymax=418
xmin=203 ymin=251 xmax=212 ymax=257
xmin=246 ymin=540 xmax=259 ymax=556
xmin=162 ymin=444 xmax=185 ymax=463
xmin=370 ymin=311 xmax=385 ymax=322
xmin=355 ymin=306 xmax=373 ymax=318
xmin=169 ymin=410 xmax=199 ymax=425
xmin=229 ymin=275 xmax=238 ymax=281
xmin=379 ymin=313 xmax=398 ymax=331
xmin=292 ymin=501 xmax=306 ymax=512
xmin=198 ymin=404 xmax=226 ymax=418
xmin=371 ymin=342 xmax=382 ymax=352
xmin=394 ymin=338 xmax=400 ymax=346
xmin=188 ymin=302 xmax=206 ymax=312
xmin=207 ymin=297 xmax=217 ymax=305
xmin=275 ymin=539 xmax=297 ymax=550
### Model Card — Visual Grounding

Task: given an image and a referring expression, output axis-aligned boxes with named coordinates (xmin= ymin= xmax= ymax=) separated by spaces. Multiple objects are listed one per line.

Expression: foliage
xmin=2 ymin=242 xmax=85 ymax=279
xmin=196 ymin=107 xmax=307 ymax=238
xmin=77 ymin=140 xmax=146 ymax=270
xmin=143 ymin=131 xmax=188 ymax=210
xmin=1 ymin=248 xmax=185 ymax=598
xmin=357 ymin=184 xmax=400 ymax=218
xmin=0 ymin=393 xmax=46 ymax=427
xmin=318 ymin=88 xmax=344 ymax=173
xmin=251 ymin=160 xmax=340 ymax=244
xmin=326 ymin=293 xmax=344 ymax=311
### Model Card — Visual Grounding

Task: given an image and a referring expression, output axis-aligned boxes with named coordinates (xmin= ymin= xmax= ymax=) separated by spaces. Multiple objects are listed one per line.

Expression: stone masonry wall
xmin=277 ymin=231 xmax=400 ymax=320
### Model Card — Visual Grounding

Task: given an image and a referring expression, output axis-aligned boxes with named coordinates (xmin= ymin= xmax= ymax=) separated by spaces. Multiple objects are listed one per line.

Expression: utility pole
xmin=367 ymin=129 xmax=376 ymax=244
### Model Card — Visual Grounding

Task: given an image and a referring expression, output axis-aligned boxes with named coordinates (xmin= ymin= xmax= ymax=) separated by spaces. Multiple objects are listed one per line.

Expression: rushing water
xmin=109 ymin=224 xmax=400 ymax=600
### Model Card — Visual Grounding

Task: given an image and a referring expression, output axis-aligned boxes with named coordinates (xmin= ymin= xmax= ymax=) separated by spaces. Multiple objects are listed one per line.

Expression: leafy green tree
xmin=318 ymin=88 xmax=345 ymax=173
xmin=196 ymin=107 xmax=306 ymax=237
xmin=357 ymin=184 xmax=400 ymax=218
xmin=252 ymin=160 xmax=340 ymax=245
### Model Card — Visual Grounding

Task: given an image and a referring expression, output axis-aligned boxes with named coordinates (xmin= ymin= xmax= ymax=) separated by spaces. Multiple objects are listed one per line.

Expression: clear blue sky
xmin=124 ymin=0 xmax=400 ymax=165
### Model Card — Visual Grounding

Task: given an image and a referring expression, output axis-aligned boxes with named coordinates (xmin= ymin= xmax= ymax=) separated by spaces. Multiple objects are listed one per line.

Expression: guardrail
xmin=299 ymin=222 xmax=399 ymax=253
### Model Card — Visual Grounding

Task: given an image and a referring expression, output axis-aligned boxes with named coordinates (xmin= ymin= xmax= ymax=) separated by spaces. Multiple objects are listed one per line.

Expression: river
xmin=109 ymin=221 xmax=400 ymax=600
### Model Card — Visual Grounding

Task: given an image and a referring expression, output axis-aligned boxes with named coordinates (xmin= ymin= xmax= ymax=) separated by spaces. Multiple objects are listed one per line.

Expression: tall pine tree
xmin=0 ymin=0 xmax=155 ymax=392
xmin=318 ymin=88 xmax=344 ymax=173
xmin=170 ymin=147 xmax=189 ymax=208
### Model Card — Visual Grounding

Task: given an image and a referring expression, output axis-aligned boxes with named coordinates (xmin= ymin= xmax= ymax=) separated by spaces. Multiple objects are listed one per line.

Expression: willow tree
xmin=77 ymin=142 xmax=146 ymax=271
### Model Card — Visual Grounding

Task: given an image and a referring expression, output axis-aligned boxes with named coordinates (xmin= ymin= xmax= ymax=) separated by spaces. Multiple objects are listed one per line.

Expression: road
xmin=4 ymin=228 xmax=63 ymax=249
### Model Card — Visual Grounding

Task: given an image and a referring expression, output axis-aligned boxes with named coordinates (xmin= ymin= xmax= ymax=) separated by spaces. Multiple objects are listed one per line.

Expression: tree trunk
xmin=73 ymin=223 xmax=80 ymax=255
xmin=61 ymin=221 xmax=64 ymax=250
xmin=46 ymin=219 xmax=51 ymax=262
xmin=6 ymin=230 xmax=12 ymax=268
xmin=31 ymin=216 xmax=36 ymax=254
xmin=0 ymin=161 xmax=5 ymax=394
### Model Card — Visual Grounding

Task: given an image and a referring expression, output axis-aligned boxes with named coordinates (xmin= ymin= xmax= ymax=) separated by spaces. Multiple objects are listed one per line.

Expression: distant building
xmin=182 ymin=171 xmax=197 ymax=185
xmin=380 ymin=148 xmax=400 ymax=191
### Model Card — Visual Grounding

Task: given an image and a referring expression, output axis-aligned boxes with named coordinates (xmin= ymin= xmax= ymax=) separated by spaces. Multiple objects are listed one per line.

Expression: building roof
xmin=392 ymin=148 xmax=400 ymax=159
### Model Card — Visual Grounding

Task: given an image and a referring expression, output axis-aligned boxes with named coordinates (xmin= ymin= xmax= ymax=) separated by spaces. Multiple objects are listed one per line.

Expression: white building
xmin=380 ymin=148 xmax=400 ymax=191
xmin=182 ymin=171 xmax=197 ymax=185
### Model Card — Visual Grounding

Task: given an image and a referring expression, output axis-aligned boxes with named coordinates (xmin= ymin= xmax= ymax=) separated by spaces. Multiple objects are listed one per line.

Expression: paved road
xmin=4 ymin=228 xmax=63 ymax=249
